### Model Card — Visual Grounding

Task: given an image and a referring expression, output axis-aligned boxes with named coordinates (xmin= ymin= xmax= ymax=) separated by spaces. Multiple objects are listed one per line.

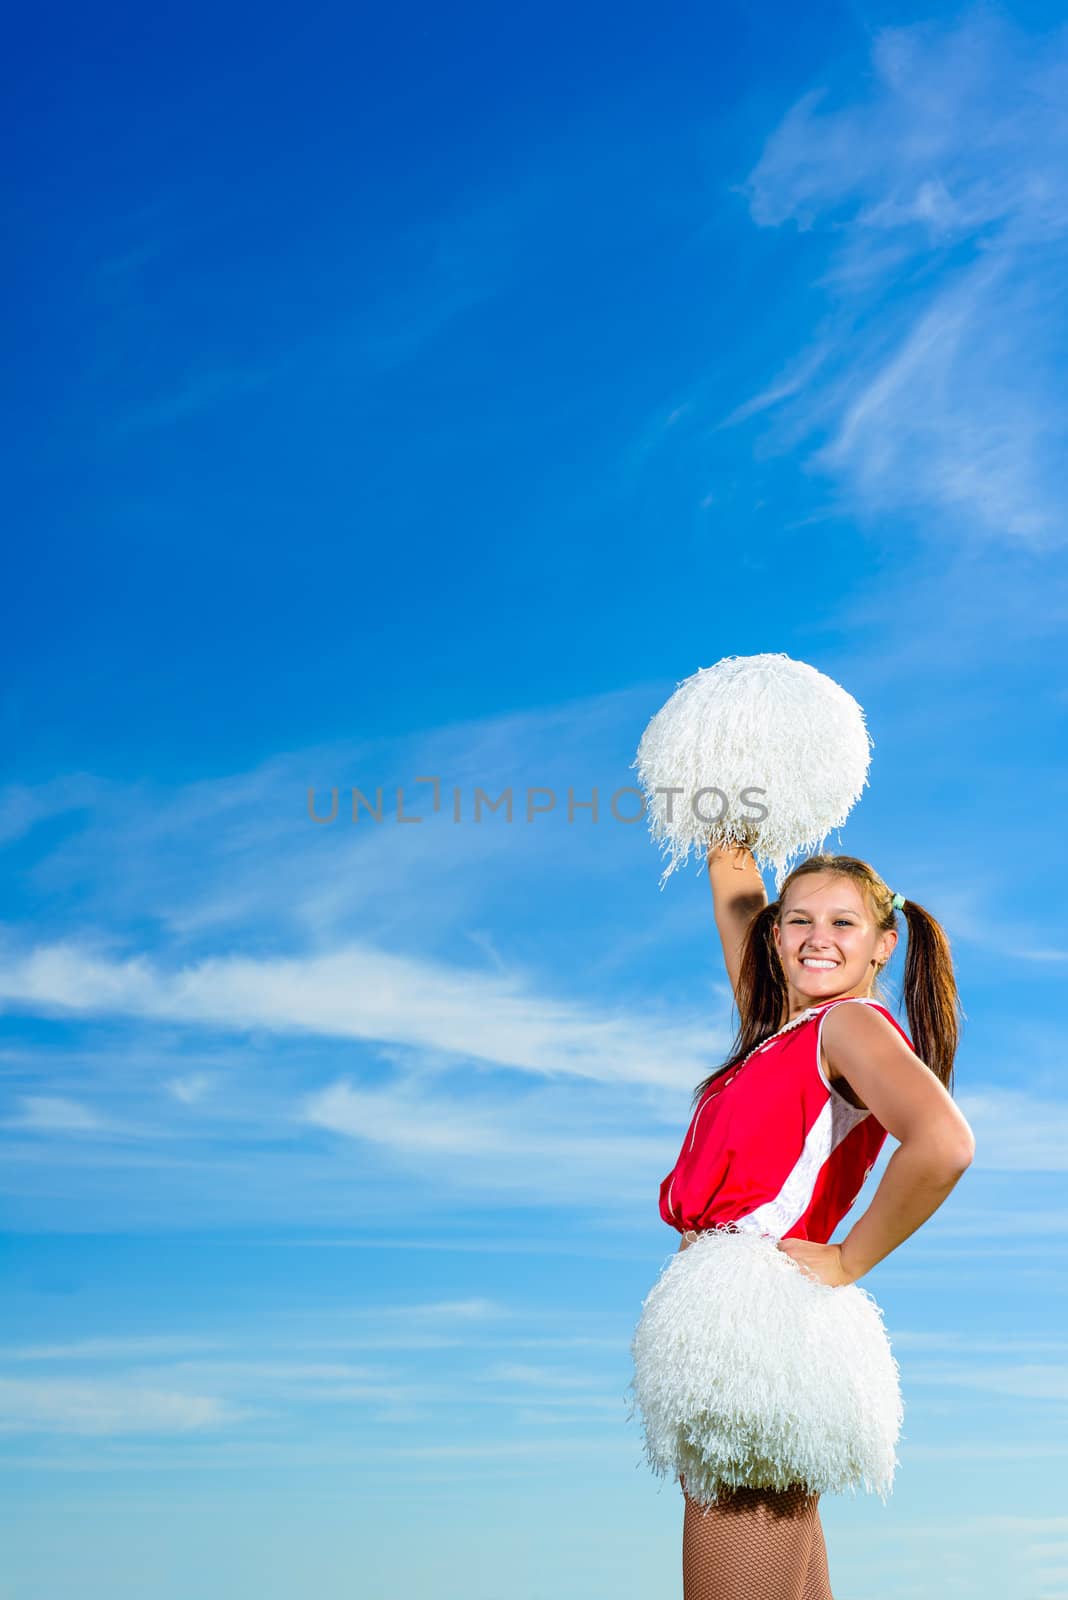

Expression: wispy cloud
xmin=1 ymin=690 xmax=1063 ymax=1244
xmin=0 ymin=937 xmax=720 ymax=1092
xmin=112 ymin=361 xmax=279 ymax=434
xmin=0 ymin=1377 xmax=244 ymax=1436
xmin=7 ymin=936 xmax=1062 ymax=1177
xmin=0 ymin=772 xmax=109 ymax=847
xmin=0 ymin=1297 xmax=624 ymax=1446
xmin=955 ymin=1087 xmax=1068 ymax=1171
xmin=906 ymin=1362 xmax=1068 ymax=1401
xmin=891 ymin=1331 xmax=1068 ymax=1354
xmin=734 ymin=10 xmax=1068 ymax=545
xmin=104 ymin=155 xmax=563 ymax=437
xmin=164 ymin=1072 xmax=215 ymax=1104
xmin=0 ymin=1336 xmax=232 ymax=1364
xmin=3 ymin=1096 xmax=112 ymax=1135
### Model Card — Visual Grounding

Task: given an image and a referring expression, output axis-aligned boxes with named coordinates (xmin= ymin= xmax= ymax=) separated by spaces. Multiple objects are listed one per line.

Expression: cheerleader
xmin=628 ymin=838 xmax=975 ymax=1600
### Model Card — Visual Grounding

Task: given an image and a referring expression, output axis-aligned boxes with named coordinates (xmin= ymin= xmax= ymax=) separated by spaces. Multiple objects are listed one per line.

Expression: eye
xmin=787 ymin=917 xmax=855 ymax=925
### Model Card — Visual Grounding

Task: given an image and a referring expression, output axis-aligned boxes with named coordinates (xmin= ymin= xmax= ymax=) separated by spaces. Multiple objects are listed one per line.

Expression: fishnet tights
xmin=681 ymin=1478 xmax=833 ymax=1600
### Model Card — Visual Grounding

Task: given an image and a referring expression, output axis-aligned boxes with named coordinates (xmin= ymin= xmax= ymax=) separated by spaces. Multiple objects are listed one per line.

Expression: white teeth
xmin=803 ymin=959 xmax=838 ymax=969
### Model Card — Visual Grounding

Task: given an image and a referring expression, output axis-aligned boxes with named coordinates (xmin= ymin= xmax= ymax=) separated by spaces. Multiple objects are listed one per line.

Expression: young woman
xmin=631 ymin=838 xmax=975 ymax=1600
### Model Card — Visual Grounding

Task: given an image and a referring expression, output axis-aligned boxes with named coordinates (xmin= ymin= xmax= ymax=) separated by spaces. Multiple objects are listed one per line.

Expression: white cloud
xmin=956 ymin=1087 xmax=1068 ymax=1171
xmin=0 ymin=1336 xmax=231 ymax=1363
xmin=0 ymin=1305 xmax=511 ymax=1368
xmin=735 ymin=10 xmax=1068 ymax=545
xmin=0 ymin=771 xmax=110 ymax=846
xmin=0 ymin=936 xmax=721 ymax=1092
xmin=165 ymin=1072 xmax=215 ymax=1104
xmin=2 ymin=1096 xmax=110 ymax=1134
xmin=2 ymin=937 xmax=1066 ymax=1195
xmin=906 ymin=1362 xmax=1068 ymax=1401
xmin=0 ymin=1377 xmax=242 ymax=1436
xmin=904 ymin=1440 xmax=1068 ymax=1461
xmin=891 ymin=1331 xmax=1068 ymax=1354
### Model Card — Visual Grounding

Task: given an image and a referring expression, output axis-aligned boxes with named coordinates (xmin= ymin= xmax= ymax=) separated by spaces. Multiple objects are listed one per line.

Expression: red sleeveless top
xmin=659 ymin=997 xmax=913 ymax=1243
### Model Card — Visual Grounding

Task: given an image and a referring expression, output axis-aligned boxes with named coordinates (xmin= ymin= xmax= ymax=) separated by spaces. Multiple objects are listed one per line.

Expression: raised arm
xmin=707 ymin=837 xmax=768 ymax=1002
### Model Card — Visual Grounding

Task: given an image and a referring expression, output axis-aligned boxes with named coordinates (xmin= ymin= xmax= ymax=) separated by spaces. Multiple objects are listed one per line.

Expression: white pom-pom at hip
xmin=626 ymin=1225 xmax=904 ymax=1513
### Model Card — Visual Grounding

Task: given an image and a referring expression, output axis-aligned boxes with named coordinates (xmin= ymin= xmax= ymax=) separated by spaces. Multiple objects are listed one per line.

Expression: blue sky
xmin=3 ymin=1 xmax=1068 ymax=1596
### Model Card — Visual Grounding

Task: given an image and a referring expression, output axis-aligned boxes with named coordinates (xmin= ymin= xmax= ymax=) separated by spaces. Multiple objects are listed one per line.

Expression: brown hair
xmin=692 ymin=853 xmax=965 ymax=1108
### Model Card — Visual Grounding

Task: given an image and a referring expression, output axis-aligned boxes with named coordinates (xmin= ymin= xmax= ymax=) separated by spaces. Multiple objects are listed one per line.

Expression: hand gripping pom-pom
xmin=632 ymin=653 xmax=873 ymax=892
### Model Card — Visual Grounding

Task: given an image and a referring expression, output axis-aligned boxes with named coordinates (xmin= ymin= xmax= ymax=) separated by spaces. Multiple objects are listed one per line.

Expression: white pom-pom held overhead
xmin=632 ymin=653 xmax=873 ymax=893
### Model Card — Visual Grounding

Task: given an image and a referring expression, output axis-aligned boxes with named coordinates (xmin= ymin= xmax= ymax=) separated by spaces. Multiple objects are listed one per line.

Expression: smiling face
xmin=772 ymin=872 xmax=898 ymax=1013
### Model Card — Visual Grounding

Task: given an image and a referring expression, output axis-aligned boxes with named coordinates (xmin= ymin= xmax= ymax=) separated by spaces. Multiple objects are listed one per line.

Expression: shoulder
xmin=820 ymin=999 xmax=913 ymax=1074
xmin=816 ymin=998 xmax=971 ymax=1152
xmin=815 ymin=1001 xmax=912 ymax=1114
xmin=811 ymin=1001 xmax=867 ymax=1109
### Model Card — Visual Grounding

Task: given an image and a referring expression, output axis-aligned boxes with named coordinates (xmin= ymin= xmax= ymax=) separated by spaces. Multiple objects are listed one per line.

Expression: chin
xmin=795 ymin=971 xmax=854 ymax=997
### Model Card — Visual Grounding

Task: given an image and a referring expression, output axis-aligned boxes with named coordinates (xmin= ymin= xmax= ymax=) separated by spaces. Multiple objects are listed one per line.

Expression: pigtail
xmin=897 ymin=899 xmax=965 ymax=1094
xmin=691 ymin=902 xmax=788 ymax=1107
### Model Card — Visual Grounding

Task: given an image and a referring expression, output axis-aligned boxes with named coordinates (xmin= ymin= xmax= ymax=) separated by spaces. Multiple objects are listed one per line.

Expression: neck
xmin=785 ymin=985 xmax=874 ymax=1022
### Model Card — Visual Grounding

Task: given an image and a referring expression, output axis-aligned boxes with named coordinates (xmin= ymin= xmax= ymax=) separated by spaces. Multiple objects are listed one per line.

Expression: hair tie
xmin=890 ymin=891 xmax=906 ymax=910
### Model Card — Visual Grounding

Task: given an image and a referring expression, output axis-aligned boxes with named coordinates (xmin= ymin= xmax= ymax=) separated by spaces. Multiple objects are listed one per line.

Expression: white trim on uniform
xmin=816 ymin=996 xmax=886 ymax=1099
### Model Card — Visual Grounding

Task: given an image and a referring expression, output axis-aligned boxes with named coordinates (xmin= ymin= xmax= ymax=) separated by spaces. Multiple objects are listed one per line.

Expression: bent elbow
xmin=948 ymin=1115 xmax=977 ymax=1171
xmin=954 ymin=1130 xmax=977 ymax=1171
xmin=903 ymin=1125 xmax=975 ymax=1174
xmin=939 ymin=1129 xmax=976 ymax=1174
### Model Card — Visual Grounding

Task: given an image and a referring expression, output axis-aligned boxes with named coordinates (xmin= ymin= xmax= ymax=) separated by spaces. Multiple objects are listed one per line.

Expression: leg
xmin=801 ymin=1502 xmax=833 ymax=1600
xmin=681 ymin=1479 xmax=831 ymax=1600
